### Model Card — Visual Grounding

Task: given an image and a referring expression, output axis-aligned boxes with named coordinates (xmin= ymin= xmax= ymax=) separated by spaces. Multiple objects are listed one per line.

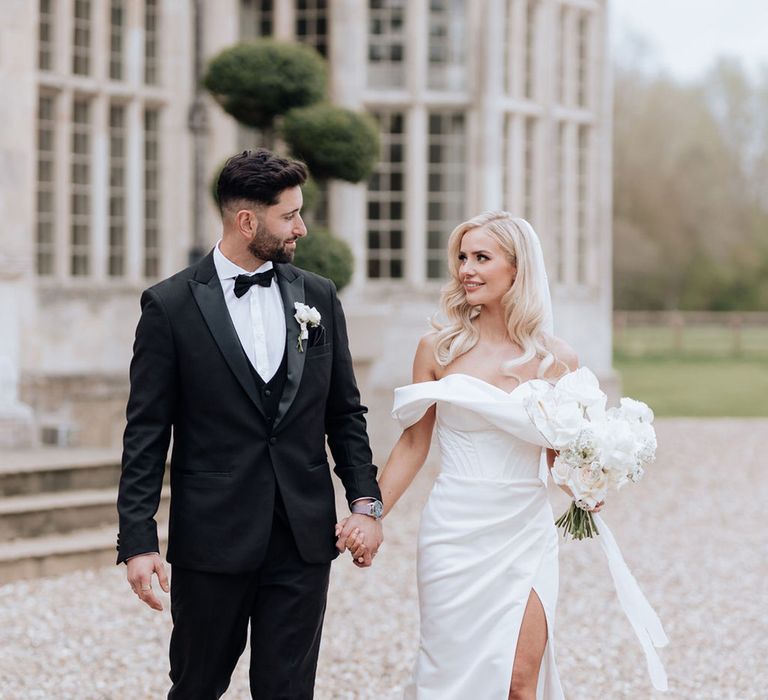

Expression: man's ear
xmin=234 ymin=209 xmax=255 ymax=240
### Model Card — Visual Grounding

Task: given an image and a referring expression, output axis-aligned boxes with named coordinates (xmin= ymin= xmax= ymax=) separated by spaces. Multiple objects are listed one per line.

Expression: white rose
xmin=619 ymin=397 xmax=654 ymax=423
xmin=594 ymin=419 xmax=638 ymax=473
xmin=549 ymin=400 xmax=586 ymax=447
xmin=551 ymin=455 xmax=572 ymax=485
xmin=307 ymin=306 xmax=322 ymax=325
xmin=555 ymin=367 xmax=608 ymax=421
xmin=566 ymin=464 xmax=608 ymax=507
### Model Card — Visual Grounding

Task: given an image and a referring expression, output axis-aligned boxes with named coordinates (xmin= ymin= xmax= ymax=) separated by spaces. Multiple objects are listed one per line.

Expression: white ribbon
xmin=593 ymin=514 xmax=669 ymax=691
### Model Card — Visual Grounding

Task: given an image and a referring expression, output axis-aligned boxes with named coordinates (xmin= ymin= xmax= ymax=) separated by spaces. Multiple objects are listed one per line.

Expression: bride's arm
xmin=378 ymin=333 xmax=439 ymax=517
xmin=379 ymin=413 xmax=435 ymax=517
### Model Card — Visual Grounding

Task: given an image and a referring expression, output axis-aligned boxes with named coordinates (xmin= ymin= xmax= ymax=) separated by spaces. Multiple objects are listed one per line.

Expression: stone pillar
xmin=202 ymin=0 xmax=239 ymax=248
xmin=125 ymin=0 xmax=144 ymax=282
xmin=404 ymin=0 xmax=428 ymax=288
xmin=273 ymin=1 xmax=296 ymax=41
xmin=0 ymin=0 xmax=38 ymax=446
xmin=595 ymin=0 xmax=615 ymax=373
xmin=0 ymin=266 xmax=36 ymax=448
xmin=473 ymin=0 xmax=505 ymax=212
xmin=328 ymin=0 xmax=368 ymax=291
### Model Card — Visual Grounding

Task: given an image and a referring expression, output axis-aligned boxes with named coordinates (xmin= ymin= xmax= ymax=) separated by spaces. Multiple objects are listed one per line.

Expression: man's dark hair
xmin=216 ymin=148 xmax=308 ymax=213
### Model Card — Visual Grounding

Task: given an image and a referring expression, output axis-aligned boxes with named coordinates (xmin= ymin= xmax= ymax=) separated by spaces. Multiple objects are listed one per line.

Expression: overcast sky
xmin=609 ymin=0 xmax=768 ymax=81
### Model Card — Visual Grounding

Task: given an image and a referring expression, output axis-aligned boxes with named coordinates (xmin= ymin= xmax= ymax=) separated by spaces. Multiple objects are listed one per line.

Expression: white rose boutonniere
xmin=294 ymin=302 xmax=322 ymax=352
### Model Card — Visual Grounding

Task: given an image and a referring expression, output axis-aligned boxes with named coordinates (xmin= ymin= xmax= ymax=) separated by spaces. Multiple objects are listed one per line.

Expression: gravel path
xmin=1 ymin=419 xmax=766 ymax=699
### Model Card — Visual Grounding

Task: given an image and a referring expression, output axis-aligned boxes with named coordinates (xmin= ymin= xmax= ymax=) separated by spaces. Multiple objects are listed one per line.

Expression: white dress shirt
xmin=213 ymin=242 xmax=286 ymax=381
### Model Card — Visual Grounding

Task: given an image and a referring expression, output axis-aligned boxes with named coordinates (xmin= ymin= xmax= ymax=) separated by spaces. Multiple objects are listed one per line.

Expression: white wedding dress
xmin=393 ymin=372 xmax=668 ymax=699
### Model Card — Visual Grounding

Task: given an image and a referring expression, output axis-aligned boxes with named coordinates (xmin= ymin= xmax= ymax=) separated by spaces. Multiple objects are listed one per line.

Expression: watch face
xmin=372 ymin=500 xmax=384 ymax=518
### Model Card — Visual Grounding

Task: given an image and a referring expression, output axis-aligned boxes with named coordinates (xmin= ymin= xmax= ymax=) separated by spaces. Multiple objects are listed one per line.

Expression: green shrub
xmin=282 ymin=104 xmax=380 ymax=183
xmin=299 ymin=176 xmax=320 ymax=218
xmin=203 ymin=41 xmax=326 ymax=130
xmin=293 ymin=227 xmax=354 ymax=291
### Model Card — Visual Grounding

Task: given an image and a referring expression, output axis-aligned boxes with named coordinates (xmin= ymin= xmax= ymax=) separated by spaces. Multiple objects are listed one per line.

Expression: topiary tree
xmin=293 ymin=228 xmax=354 ymax=292
xmin=204 ymin=39 xmax=380 ymax=284
xmin=203 ymin=41 xmax=326 ymax=132
xmin=281 ymin=104 xmax=380 ymax=183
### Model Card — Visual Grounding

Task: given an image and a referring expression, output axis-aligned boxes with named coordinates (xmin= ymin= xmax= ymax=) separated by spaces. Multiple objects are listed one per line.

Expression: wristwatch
xmin=351 ymin=499 xmax=384 ymax=520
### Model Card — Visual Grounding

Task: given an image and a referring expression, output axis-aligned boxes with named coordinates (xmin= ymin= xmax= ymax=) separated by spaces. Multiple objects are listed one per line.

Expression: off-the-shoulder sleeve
xmin=391 ymin=381 xmax=441 ymax=429
xmin=391 ymin=376 xmax=552 ymax=449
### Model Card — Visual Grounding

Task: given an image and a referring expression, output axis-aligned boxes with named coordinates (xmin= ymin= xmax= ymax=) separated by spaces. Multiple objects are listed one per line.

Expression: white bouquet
xmin=525 ymin=368 xmax=657 ymax=540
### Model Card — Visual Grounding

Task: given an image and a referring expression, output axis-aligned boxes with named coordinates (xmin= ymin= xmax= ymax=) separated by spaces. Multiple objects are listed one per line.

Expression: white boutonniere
xmin=294 ymin=302 xmax=322 ymax=352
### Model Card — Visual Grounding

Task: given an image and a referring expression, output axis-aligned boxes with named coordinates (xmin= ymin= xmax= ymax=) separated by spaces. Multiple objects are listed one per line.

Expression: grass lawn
xmin=614 ymin=355 xmax=768 ymax=417
xmin=615 ymin=325 xmax=768 ymax=358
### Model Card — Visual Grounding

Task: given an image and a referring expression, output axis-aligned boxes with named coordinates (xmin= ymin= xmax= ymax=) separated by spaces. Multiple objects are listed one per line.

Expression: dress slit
xmin=507 ymin=587 xmax=549 ymax=697
xmin=502 ymin=544 xmax=562 ymax=700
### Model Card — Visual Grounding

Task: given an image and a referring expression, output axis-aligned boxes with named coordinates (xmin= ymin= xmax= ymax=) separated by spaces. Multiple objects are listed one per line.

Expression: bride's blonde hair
xmin=431 ymin=211 xmax=559 ymax=378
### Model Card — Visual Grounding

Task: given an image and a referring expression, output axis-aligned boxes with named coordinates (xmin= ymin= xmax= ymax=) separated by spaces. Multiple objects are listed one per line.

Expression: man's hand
xmin=126 ymin=553 xmax=170 ymax=611
xmin=335 ymin=514 xmax=383 ymax=568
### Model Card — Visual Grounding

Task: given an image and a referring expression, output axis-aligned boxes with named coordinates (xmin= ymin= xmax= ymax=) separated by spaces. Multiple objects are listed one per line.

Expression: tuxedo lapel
xmin=274 ymin=264 xmax=307 ymax=429
xmin=188 ymin=252 xmax=267 ymax=419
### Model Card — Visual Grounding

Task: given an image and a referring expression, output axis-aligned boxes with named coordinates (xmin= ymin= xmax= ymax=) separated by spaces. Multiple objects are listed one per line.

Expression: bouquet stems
xmin=555 ymin=502 xmax=600 ymax=540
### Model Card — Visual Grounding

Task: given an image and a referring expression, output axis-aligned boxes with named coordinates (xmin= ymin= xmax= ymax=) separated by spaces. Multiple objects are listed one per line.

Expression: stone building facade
xmin=0 ymin=0 xmax=613 ymax=448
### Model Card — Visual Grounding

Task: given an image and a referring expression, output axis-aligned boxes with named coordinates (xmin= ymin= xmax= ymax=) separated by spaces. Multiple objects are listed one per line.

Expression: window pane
xmin=576 ymin=12 xmax=590 ymax=108
xmin=426 ymin=111 xmax=466 ymax=279
xmin=72 ymin=0 xmax=91 ymax=75
xmin=577 ymin=125 xmax=590 ymax=284
xmin=366 ymin=111 xmax=406 ymax=280
xmin=109 ymin=103 xmax=127 ymax=277
xmin=295 ymin=0 xmax=327 ymax=56
xmin=144 ymin=108 xmax=161 ymax=277
xmin=240 ymin=0 xmax=274 ymax=38
xmin=145 ymin=0 xmax=160 ymax=84
xmin=70 ymin=98 xmax=91 ymax=277
xmin=39 ymin=0 xmax=55 ymax=70
xmin=368 ymin=0 xmax=406 ymax=89
xmin=36 ymin=95 xmax=56 ymax=276
xmin=110 ymin=0 xmax=125 ymax=80
xmin=427 ymin=0 xmax=466 ymax=91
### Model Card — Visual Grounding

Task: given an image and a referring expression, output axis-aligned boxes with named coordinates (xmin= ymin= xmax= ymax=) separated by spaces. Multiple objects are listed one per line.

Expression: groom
xmin=116 ymin=149 xmax=384 ymax=698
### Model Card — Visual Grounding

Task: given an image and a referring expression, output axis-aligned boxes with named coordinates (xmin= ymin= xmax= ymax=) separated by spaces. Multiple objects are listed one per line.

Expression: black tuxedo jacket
xmin=116 ymin=251 xmax=381 ymax=572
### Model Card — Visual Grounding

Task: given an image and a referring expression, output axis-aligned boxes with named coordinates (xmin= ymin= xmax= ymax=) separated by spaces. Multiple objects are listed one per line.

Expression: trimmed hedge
xmin=293 ymin=227 xmax=354 ymax=292
xmin=282 ymin=104 xmax=380 ymax=183
xmin=203 ymin=40 xmax=326 ymax=130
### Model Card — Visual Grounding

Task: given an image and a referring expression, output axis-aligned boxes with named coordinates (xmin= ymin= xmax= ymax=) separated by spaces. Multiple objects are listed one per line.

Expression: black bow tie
xmin=233 ymin=269 xmax=274 ymax=298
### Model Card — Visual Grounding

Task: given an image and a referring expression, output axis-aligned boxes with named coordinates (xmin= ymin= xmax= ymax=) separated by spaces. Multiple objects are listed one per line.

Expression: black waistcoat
xmin=245 ymin=350 xmax=288 ymax=428
xmin=244 ymin=347 xmax=289 ymax=517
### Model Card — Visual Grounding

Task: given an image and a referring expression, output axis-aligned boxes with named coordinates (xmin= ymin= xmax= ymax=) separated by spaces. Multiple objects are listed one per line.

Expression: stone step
xmin=0 ymin=448 xmax=122 ymax=497
xmin=0 ymin=487 xmax=170 ymax=540
xmin=0 ymin=448 xmax=170 ymax=496
xmin=0 ymin=523 xmax=169 ymax=584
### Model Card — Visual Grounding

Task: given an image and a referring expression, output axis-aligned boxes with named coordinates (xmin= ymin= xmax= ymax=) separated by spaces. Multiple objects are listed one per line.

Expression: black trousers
xmin=167 ymin=492 xmax=331 ymax=699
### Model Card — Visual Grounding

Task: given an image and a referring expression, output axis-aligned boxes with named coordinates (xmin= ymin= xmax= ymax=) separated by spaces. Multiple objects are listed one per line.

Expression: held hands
xmin=335 ymin=514 xmax=383 ymax=568
xmin=126 ymin=553 xmax=170 ymax=611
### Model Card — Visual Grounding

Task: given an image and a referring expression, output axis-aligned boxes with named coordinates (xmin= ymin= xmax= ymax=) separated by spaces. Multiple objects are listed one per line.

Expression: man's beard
xmin=248 ymin=219 xmax=295 ymax=264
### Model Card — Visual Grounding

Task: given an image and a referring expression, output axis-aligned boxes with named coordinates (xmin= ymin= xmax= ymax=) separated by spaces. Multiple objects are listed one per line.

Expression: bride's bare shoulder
xmin=547 ymin=335 xmax=579 ymax=373
xmin=413 ymin=331 xmax=440 ymax=381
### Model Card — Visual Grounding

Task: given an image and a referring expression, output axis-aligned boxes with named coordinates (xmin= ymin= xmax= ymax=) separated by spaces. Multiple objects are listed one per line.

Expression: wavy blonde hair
xmin=431 ymin=211 xmax=560 ymax=379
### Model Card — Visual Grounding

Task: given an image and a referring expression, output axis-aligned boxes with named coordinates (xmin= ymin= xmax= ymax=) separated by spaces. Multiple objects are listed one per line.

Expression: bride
xmin=337 ymin=211 xmax=665 ymax=699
